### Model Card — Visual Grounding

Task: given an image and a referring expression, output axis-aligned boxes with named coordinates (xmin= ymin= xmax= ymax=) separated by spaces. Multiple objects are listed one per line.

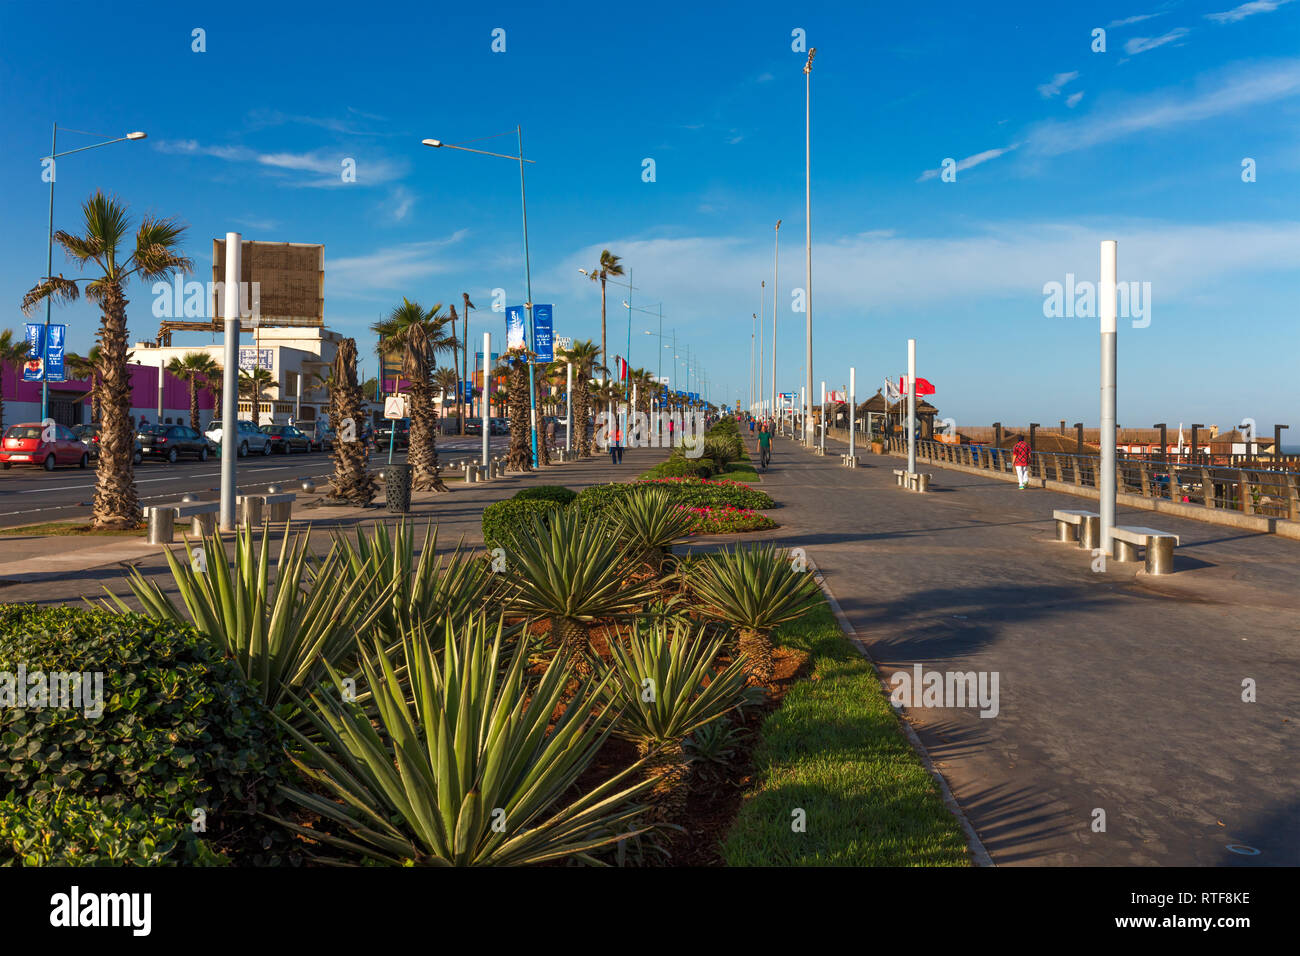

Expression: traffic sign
xmin=384 ymin=394 xmax=409 ymax=420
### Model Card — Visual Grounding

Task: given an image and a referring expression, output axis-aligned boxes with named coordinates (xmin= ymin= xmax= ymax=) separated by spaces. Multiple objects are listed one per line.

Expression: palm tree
xmin=327 ymin=338 xmax=377 ymax=506
xmin=372 ymin=298 xmax=458 ymax=491
xmin=585 ymin=250 xmax=623 ymax=383
xmin=504 ymin=348 xmax=533 ymax=472
xmin=1 ymin=331 xmax=35 ymax=429
xmin=460 ymin=292 xmax=474 ymax=435
xmin=238 ymin=368 xmax=276 ymax=422
xmin=565 ymin=339 xmax=602 ymax=458
xmin=166 ymin=352 xmax=219 ymax=430
xmin=21 ymin=190 xmax=193 ymax=529
xmin=434 ymin=366 xmax=459 ymax=418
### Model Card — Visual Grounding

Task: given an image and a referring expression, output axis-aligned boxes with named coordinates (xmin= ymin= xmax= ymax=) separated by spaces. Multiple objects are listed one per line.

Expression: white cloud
xmin=1108 ymin=12 xmax=1164 ymax=27
xmin=1026 ymin=59 xmax=1300 ymax=156
xmin=917 ymin=145 xmax=1020 ymax=181
xmin=1124 ymin=27 xmax=1191 ymax=55
xmin=151 ymin=139 xmax=407 ymax=187
xmin=329 ymin=233 xmax=470 ymax=294
xmin=1066 ymin=91 xmax=1085 ymax=108
xmin=1206 ymin=0 xmax=1295 ymax=23
xmin=1037 ymin=71 xmax=1079 ymax=98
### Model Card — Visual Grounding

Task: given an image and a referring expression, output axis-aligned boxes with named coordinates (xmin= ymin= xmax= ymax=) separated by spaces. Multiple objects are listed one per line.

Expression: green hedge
xmin=513 ymin=485 xmax=578 ymax=507
xmin=646 ymin=455 xmax=715 ymax=480
xmin=570 ymin=483 xmax=639 ymax=524
xmin=0 ymin=605 xmax=289 ymax=866
xmin=481 ymin=497 xmax=567 ymax=551
xmin=636 ymin=477 xmax=774 ymax=510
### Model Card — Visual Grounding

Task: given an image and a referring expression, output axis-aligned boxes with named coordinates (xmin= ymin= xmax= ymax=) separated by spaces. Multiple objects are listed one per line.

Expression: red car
xmin=0 ymin=423 xmax=91 ymax=471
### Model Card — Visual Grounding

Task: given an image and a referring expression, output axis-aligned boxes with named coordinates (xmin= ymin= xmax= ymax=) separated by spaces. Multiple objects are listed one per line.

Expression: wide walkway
xmin=751 ymin=434 xmax=1299 ymax=866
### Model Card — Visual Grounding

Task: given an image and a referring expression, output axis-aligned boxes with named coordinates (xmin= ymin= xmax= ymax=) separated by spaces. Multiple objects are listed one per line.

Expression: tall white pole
xmin=565 ymin=361 xmax=573 ymax=453
xmin=1100 ymin=240 xmax=1118 ymax=554
xmin=907 ymin=338 xmax=917 ymax=475
xmin=482 ymin=332 xmax=490 ymax=467
xmin=803 ymin=49 xmax=816 ymax=446
xmin=771 ymin=222 xmax=780 ymax=419
xmin=820 ymin=380 xmax=826 ymax=454
xmin=848 ymin=367 xmax=856 ymax=461
xmin=219 ymin=233 xmax=241 ymax=531
xmin=757 ymin=282 xmax=765 ymax=416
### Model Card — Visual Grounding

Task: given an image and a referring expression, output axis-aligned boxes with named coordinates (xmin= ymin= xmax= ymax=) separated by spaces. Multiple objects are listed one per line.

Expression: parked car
xmin=137 ymin=424 xmax=214 ymax=463
xmin=205 ymin=419 xmax=273 ymax=457
xmin=297 ymin=421 xmax=332 ymax=451
xmin=375 ymin=418 xmax=411 ymax=449
xmin=71 ymin=424 xmax=145 ymax=465
xmin=259 ymin=423 xmax=311 ymax=454
xmin=490 ymin=417 xmax=509 ymax=435
xmin=0 ymin=423 xmax=90 ymax=471
xmin=464 ymin=418 xmax=483 ymax=436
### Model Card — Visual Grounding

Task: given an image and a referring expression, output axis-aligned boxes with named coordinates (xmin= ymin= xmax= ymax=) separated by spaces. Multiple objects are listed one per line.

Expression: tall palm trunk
xmin=93 ymin=285 xmax=140 ymax=529
xmin=188 ymin=380 xmax=200 ymax=430
xmin=409 ymin=380 xmax=447 ymax=491
xmin=575 ymin=376 xmax=593 ymax=457
xmin=329 ymin=338 xmax=377 ymax=506
xmin=534 ymin=373 xmax=551 ymax=466
xmin=506 ymin=357 xmax=531 ymax=471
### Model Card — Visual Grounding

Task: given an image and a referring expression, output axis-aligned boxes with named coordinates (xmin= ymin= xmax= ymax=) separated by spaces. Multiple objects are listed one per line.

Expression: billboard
xmin=211 ymin=240 xmax=324 ymax=328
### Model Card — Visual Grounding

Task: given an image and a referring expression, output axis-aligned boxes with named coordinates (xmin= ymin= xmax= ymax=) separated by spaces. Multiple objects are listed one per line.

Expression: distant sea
xmin=1282 ymin=444 xmax=1300 ymax=456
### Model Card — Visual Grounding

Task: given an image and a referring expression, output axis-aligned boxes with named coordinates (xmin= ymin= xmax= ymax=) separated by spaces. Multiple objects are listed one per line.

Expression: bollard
xmin=267 ymin=483 xmax=281 ymax=494
xmin=478 ymin=465 xmax=488 ymax=482
xmin=269 ymin=499 xmax=292 ymax=522
xmin=1079 ymin=515 xmax=1101 ymax=551
xmin=465 ymin=464 xmax=477 ymax=484
xmin=301 ymin=479 xmax=316 ymax=494
xmin=242 ymin=497 xmax=264 ymax=527
xmin=1146 ymin=536 xmax=1175 ymax=575
xmin=916 ymin=473 xmax=931 ymax=493
xmin=1057 ymin=521 xmax=1076 ymax=543
xmin=146 ymin=508 xmax=175 ymax=545
xmin=191 ymin=512 xmax=216 ymax=537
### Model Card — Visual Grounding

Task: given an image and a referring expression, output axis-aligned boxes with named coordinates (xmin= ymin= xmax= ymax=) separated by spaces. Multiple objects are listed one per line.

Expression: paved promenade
xmin=751 ymin=434 xmax=1298 ymax=866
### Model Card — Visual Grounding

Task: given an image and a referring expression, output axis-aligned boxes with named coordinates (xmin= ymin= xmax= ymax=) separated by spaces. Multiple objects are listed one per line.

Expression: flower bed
xmin=678 ymin=504 xmax=776 ymax=534
xmin=637 ymin=476 xmax=774 ymax=510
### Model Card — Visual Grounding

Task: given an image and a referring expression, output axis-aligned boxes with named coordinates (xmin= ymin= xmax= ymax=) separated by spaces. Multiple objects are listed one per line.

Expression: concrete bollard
xmin=1147 ymin=537 xmax=1175 ymax=575
xmin=242 ymin=497 xmax=264 ymax=527
xmin=191 ymin=512 xmax=216 ymax=537
xmin=1079 ymin=515 xmax=1101 ymax=551
xmin=916 ymin=473 xmax=931 ymax=493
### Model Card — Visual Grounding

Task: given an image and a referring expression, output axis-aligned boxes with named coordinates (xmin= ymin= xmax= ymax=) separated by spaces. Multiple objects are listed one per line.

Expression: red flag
xmin=915 ymin=377 xmax=936 ymax=395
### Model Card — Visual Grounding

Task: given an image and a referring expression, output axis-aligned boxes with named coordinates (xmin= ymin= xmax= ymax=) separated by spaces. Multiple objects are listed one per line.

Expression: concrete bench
xmin=237 ymin=492 xmax=296 ymax=525
xmin=1111 ymin=525 xmax=1180 ymax=574
xmin=144 ymin=500 xmax=221 ymax=544
xmin=1053 ymin=509 xmax=1100 ymax=547
xmin=893 ymin=469 xmax=933 ymax=492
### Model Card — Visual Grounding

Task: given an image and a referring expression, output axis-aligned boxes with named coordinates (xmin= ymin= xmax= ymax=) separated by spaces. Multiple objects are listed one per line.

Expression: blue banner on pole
xmin=22 ymin=324 xmax=44 ymax=382
xmin=533 ymin=304 xmax=553 ymax=362
xmin=505 ymin=306 xmax=525 ymax=351
xmin=44 ymin=324 xmax=66 ymax=382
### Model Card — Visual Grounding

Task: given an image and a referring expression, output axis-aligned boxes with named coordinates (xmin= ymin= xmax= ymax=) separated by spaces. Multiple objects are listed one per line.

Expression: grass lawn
xmin=723 ymin=598 xmax=971 ymax=866
xmin=0 ymin=521 xmax=146 ymax=536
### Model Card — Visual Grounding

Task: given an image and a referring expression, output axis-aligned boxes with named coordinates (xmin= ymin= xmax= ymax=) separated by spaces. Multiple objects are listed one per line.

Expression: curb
xmin=805 ymin=554 xmax=995 ymax=868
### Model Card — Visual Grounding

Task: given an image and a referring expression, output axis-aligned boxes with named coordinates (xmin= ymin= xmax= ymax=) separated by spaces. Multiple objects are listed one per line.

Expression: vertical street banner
xmin=45 ymin=324 xmax=66 ymax=382
xmin=505 ymin=306 xmax=526 ymax=351
xmin=533 ymin=304 xmax=554 ymax=362
xmin=22 ymin=324 xmax=44 ymax=382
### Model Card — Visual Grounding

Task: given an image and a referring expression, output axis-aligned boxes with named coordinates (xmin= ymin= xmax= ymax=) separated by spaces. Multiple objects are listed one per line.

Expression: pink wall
xmin=1 ymin=361 xmax=214 ymax=409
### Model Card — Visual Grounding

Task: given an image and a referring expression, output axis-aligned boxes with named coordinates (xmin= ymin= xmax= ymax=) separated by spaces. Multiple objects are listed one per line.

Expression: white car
xmin=204 ymin=419 xmax=273 ymax=457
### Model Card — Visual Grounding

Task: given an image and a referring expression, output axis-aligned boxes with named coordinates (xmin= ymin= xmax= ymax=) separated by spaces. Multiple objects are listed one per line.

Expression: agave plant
xmin=273 ymin=615 xmax=656 ymax=865
xmin=103 ymin=524 xmax=392 ymax=712
xmin=332 ymin=519 xmax=493 ymax=635
xmin=502 ymin=507 xmax=660 ymax=665
xmin=603 ymin=620 xmax=750 ymax=818
xmin=607 ymin=487 xmax=697 ymax=572
xmin=687 ymin=543 xmax=822 ymax=685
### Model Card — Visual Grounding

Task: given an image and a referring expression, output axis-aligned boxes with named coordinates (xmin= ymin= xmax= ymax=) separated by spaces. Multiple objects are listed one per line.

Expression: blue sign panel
xmin=45 ymin=324 xmax=66 ymax=383
xmin=505 ymin=306 xmax=525 ymax=350
xmin=533 ymin=304 xmax=554 ymax=362
xmin=22 ymin=324 xmax=44 ymax=382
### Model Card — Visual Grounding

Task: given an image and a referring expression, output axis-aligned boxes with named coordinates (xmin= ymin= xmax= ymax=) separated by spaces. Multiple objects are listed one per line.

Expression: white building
xmin=131 ymin=326 xmax=347 ymax=427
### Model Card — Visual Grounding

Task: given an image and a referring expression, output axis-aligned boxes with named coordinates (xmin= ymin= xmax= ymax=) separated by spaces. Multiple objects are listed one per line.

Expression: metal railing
xmin=885 ymin=437 xmax=1300 ymax=520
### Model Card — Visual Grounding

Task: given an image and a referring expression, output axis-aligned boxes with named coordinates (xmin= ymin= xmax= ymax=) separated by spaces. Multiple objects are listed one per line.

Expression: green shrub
xmin=571 ymin=482 xmax=640 ymax=523
xmin=636 ymin=477 xmax=774 ymax=510
xmin=646 ymin=455 xmax=715 ymax=480
xmin=0 ymin=605 xmax=290 ymax=866
xmin=514 ymin=485 xmax=578 ymax=507
xmin=481 ymin=497 xmax=567 ymax=552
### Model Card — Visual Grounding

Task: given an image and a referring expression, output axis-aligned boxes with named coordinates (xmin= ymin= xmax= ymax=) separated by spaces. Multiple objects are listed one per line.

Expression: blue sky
xmin=2 ymin=0 xmax=1298 ymax=432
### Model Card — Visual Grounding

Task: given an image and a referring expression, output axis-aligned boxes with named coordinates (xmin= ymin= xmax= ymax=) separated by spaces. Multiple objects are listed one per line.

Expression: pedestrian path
xmin=750 ymin=433 xmax=1299 ymax=866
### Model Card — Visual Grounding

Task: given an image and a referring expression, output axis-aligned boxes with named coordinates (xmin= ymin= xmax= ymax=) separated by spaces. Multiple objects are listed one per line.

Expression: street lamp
xmin=624 ymin=301 xmax=662 ymax=381
xmin=423 ymin=130 xmax=541 ymax=466
xmin=803 ymin=48 xmax=816 ymax=445
xmin=39 ymin=125 xmax=147 ymax=421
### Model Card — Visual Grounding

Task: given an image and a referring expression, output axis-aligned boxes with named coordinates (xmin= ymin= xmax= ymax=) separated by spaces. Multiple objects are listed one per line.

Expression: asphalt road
xmin=0 ymin=435 xmax=511 ymax=528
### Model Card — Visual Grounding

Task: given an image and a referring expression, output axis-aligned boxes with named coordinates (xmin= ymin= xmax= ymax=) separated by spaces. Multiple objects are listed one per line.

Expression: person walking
xmin=610 ymin=424 xmax=623 ymax=464
xmin=1012 ymin=436 xmax=1032 ymax=489
xmin=758 ymin=419 xmax=772 ymax=470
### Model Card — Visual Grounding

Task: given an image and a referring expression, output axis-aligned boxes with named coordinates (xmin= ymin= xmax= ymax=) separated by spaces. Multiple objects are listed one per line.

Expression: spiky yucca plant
xmin=332 ymin=519 xmax=493 ymax=636
xmin=607 ymin=486 xmax=697 ymax=572
xmin=104 ymin=524 xmax=391 ymax=712
xmin=502 ymin=508 xmax=659 ymax=665
xmin=603 ymin=621 xmax=750 ymax=819
xmin=687 ymin=543 xmax=822 ymax=685
xmin=274 ymin=615 xmax=655 ymax=865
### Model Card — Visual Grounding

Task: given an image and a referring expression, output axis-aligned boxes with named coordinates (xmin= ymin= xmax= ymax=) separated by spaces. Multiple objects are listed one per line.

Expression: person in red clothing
xmin=1012 ymin=437 xmax=1031 ymax=489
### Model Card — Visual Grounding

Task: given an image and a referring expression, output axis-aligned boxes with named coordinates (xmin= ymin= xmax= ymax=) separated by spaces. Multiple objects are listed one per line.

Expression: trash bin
xmin=384 ymin=463 xmax=412 ymax=513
